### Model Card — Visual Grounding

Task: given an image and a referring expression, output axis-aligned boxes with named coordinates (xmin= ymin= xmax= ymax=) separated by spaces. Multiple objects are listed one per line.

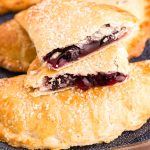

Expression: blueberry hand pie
xmin=14 ymin=0 xmax=139 ymax=95
xmin=0 ymin=61 xmax=150 ymax=149
xmin=26 ymin=44 xmax=129 ymax=95
xmin=0 ymin=1 xmax=150 ymax=149
xmin=15 ymin=0 xmax=139 ymax=70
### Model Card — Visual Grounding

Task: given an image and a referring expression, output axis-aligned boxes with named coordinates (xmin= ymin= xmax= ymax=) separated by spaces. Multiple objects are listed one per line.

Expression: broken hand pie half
xmin=0 ymin=61 xmax=150 ymax=149
xmin=15 ymin=0 xmax=139 ymax=71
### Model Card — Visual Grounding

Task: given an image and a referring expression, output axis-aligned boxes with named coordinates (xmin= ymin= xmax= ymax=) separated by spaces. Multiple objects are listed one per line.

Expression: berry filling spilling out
xmin=43 ymin=24 xmax=127 ymax=69
xmin=43 ymin=72 xmax=127 ymax=91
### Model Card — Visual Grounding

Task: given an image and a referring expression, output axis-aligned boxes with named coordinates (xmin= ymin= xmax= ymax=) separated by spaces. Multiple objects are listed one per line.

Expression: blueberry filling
xmin=43 ymin=72 xmax=127 ymax=91
xmin=43 ymin=24 xmax=127 ymax=69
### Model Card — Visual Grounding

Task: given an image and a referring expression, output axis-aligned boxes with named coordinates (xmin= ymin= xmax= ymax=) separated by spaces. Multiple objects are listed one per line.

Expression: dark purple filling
xmin=43 ymin=72 xmax=127 ymax=91
xmin=43 ymin=25 xmax=127 ymax=69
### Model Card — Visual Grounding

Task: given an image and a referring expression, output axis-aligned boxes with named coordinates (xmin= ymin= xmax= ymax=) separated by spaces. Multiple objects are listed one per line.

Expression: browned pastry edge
xmin=0 ymin=56 xmax=29 ymax=72
xmin=0 ymin=3 xmax=7 ymax=14
xmin=15 ymin=0 xmax=148 ymax=62
xmin=0 ymin=61 xmax=150 ymax=149
xmin=0 ymin=19 xmax=36 ymax=72
xmin=0 ymin=0 xmax=41 ymax=15
xmin=127 ymin=0 xmax=150 ymax=58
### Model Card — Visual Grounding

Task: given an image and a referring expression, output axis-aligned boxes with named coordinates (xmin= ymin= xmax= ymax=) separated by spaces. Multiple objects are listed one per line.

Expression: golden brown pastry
xmin=0 ymin=0 xmax=148 ymax=72
xmin=25 ymin=44 xmax=129 ymax=95
xmin=0 ymin=0 xmax=41 ymax=15
xmin=0 ymin=61 xmax=150 ymax=149
xmin=0 ymin=19 xmax=36 ymax=72
xmin=88 ymin=0 xmax=150 ymax=58
xmin=15 ymin=0 xmax=139 ymax=70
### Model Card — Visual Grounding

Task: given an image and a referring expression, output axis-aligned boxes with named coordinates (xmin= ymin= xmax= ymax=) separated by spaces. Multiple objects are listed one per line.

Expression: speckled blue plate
xmin=0 ymin=13 xmax=150 ymax=150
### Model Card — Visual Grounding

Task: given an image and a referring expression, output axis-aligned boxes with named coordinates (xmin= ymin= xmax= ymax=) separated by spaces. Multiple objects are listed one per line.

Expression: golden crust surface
xmin=0 ymin=0 xmax=149 ymax=72
xmin=15 ymin=0 xmax=138 ymax=62
xmin=0 ymin=61 xmax=150 ymax=149
xmin=0 ymin=0 xmax=150 ymax=72
xmin=0 ymin=19 xmax=36 ymax=72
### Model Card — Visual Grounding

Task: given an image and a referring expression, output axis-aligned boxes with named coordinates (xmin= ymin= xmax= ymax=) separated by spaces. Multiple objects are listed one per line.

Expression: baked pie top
xmin=0 ymin=0 xmax=41 ymax=14
xmin=15 ymin=0 xmax=138 ymax=70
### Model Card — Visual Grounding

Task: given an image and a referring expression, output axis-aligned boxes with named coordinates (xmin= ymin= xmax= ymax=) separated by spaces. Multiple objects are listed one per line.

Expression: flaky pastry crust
xmin=0 ymin=19 xmax=36 ymax=72
xmin=0 ymin=0 xmax=149 ymax=72
xmin=0 ymin=61 xmax=150 ymax=149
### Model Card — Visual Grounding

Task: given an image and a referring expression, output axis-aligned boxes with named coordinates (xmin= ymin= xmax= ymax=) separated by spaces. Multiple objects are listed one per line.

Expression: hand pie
xmin=0 ymin=61 xmax=150 ymax=149
xmin=26 ymin=44 xmax=129 ymax=95
xmin=0 ymin=0 xmax=41 ymax=14
xmin=0 ymin=19 xmax=36 ymax=72
xmin=0 ymin=0 xmax=150 ymax=73
xmin=15 ymin=0 xmax=139 ymax=70
xmin=0 ymin=0 xmax=147 ymax=72
xmin=16 ymin=0 xmax=138 ymax=94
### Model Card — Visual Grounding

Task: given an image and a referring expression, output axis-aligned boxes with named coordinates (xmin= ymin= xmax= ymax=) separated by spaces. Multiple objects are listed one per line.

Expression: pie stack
xmin=0 ymin=0 xmax=150 ymax=150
